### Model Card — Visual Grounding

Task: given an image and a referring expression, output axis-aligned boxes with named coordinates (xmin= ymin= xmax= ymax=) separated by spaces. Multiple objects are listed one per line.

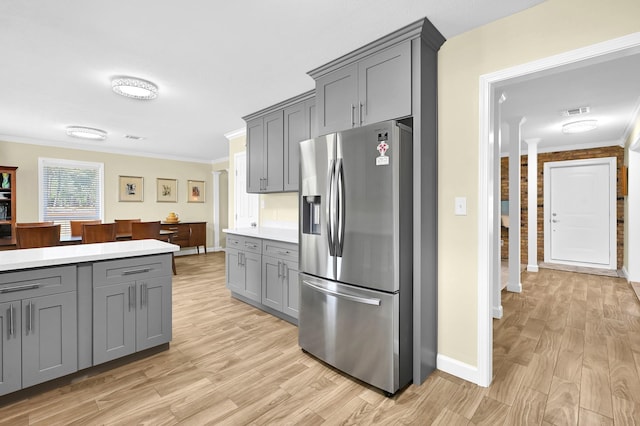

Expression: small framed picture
xmin=157 ymin=178 xmax=177 ymax=202
xmin=119 ymin=176 xmax=144 ymax=202
xmin=187 ymin=180 xmax=205 ymax=203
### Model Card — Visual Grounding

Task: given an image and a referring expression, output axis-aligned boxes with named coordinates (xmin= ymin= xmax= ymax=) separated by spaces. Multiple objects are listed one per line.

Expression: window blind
xmin=39 ymin=158 xmax=104 ymax=237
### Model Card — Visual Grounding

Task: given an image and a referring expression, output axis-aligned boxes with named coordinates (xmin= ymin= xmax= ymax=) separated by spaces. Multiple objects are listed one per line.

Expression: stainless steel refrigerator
xmin=298 ymin=119 xmax=413 ymax=395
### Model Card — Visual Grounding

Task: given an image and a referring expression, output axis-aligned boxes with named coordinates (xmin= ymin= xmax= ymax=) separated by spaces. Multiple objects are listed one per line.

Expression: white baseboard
xmin=492 ymin=305 xmax=503 ymax=319
xmin=507 ymin=282 xmax=522 ymax=293
xmin=437 ymin=354 xmax=479 ymax=385
xmin=527 ymin=264 xmax=539 ymax=272
xmin=211 ymin=246 xmax=224 ymax=252
xmin=622 ymin=266 xmax=630 ymax=281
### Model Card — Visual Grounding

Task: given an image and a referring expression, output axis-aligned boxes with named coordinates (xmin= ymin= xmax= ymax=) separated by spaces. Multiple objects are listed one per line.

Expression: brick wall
xmin=500 ymin=146 xmax=624 ymax=268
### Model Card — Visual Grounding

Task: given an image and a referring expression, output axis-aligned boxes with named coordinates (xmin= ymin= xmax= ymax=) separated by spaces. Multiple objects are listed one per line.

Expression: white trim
xmin=212 ymin=171 xmax=222 ymax=250
xmin=526 ymin=139 xmax=539 ymax=274
xmin=501 ymin=139 xmax=625 ymax=157
xmin=543 ymin=157 xmax=617 ymax=270
xmin=622 ymin=266 xmax=630 ymax=281
xmin=527 ymin=265 xmax=539 ymax=272
xmin=437 ymin=354 xmax=479 ymax=384
xmin=478 ymin=31 xmax=640 ymax=389
xmin=492 ymin=305 xmax=503 ymax=319
xmin=224 ymin=127 xmax=246 ymax=140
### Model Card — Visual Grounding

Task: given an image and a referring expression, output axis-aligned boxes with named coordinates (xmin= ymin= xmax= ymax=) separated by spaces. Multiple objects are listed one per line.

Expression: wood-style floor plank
xmin=1 ymin=255 xmax=639 ymax=425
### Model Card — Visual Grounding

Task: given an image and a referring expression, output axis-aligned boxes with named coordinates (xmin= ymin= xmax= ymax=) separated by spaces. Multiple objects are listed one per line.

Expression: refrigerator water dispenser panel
xmin=303 ymin=195 xmax=321 ymax=235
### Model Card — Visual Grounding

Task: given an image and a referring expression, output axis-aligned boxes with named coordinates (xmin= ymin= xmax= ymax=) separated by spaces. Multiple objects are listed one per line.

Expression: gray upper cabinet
xmin=315 ymin=41 xmax=411 ymax=135
xmin=316 ymin=64 xmax=358 ymax=135
xmin=246 ymin=118 xmax=265 ymax=193
xmin=246 ymin=111 xmax=283 ymax=193
xmin=244 ymin=90 xmax=315 ymax=193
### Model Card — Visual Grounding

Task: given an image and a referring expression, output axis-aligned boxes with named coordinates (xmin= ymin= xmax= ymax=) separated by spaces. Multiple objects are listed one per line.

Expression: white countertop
xmin=0 ymin=240 xmax=179 ymax=272
xmin=223 ymin=227 xmax=298 ymax=244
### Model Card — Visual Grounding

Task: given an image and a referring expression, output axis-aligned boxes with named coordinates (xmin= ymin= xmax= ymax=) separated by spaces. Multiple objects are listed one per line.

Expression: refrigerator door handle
xmin=327 ymin=159 xmax=336 ymax=256
xmin=302 ymin=280 xmax=381 ymax=306
xmin=336 ymin=159 xmax=345 ymax=257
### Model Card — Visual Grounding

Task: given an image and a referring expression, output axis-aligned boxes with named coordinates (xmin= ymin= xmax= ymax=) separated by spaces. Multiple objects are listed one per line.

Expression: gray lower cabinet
xmin=0 ymin=265 xmax=77 ymax=396
xmin=261 ymin=240 xmax=299 ymax=319
xmin=226 ymin=235 xmax=262 ymax=302
xmin=226 ymin=235 xmax=299 ymax=322
xmin=93 ymin=255 xmax=172 ymax=365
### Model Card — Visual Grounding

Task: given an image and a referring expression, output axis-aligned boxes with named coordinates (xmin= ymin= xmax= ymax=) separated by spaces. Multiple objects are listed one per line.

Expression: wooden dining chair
xmin=16 ymin=221 xmax=54 ymax=227
xmin=70 ymin=219 xmax=102 ymax=237
xmin=16 ymin=224 xmax=61 ymax=249
xmin=115 ymin=219 xmax=141 ymax=235
xmin=131 ymin=221 xmax=176 ymax=275
xmin=82 ymin=223 xmax=117 ymax=244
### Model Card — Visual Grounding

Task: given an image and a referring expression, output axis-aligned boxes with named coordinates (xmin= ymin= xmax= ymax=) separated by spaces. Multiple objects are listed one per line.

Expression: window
xmin=39 ymin=158 xmax=104 ymax=237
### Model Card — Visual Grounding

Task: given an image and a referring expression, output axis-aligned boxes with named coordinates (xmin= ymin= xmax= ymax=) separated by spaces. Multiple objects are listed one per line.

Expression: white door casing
xmin=544 ymin=157 xmax=616 ymax=269
xmin=234 ymin=152 xmax=259 ymax=228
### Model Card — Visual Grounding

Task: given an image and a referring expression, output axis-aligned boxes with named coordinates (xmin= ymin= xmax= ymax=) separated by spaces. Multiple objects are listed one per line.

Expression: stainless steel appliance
xmin=298 ymin=119 xmax=413 ymax=395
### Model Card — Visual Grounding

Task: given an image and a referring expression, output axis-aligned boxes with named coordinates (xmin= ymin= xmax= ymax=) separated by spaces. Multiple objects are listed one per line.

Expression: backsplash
xmin=260 ymin=192 xmax=298 ymax=229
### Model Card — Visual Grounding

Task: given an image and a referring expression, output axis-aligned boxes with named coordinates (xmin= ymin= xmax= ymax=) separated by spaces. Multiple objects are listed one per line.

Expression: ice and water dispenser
xmin=302 ymin=195 xmax=321 ymax=235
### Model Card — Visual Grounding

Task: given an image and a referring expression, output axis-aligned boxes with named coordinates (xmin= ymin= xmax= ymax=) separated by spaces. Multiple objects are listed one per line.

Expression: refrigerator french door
xmin=298 ymin=120 xmax=413 ymax=395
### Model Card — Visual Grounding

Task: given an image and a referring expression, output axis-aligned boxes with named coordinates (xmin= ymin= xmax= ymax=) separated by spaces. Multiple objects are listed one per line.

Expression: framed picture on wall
xmin=118 ymin=176 xmax=144 ymax=202
xmin=187 ymin=180 xmax=205 ymax=203
xmin=156 ymin=178 xmax=177 ymax=202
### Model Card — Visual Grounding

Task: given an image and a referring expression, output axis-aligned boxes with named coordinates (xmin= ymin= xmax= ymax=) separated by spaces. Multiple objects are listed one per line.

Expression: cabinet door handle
xmin=140 ymin=283 xmax=146 ymax=308
xmin=240 ymin=252 xmax=244 ymax=267
xmin=350 ymin=104 xmax=355 ymax=127
xmin=128 ymin=285 xmax=133 ymax=312
xmin=1 ymin=283 xmax=40 ymax=293
xmin=122 ymin=268 xmax=151 ymax=276
xmin=27 ymin=300 xmax=34 ymax=334
xmin=277 ymin=261 xmax=282 ymax=278
xmin=359 ymin=102 xmax=364 ymax=125
xmin=8 ymin=304 xmax=14 ymax=337
xmin=284 ymin=263 xmax=289 ymax=280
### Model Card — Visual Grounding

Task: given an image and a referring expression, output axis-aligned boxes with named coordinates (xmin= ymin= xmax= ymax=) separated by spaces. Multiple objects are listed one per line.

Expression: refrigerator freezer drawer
xmin=299 ymin=273 xmax=408 ymax=394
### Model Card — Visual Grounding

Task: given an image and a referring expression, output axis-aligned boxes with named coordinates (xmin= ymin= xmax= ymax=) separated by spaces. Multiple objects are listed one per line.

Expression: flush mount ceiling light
xmin=562 ymin=119 xmax=598 ymax=134
xmin=66 ymin=126 xmax=107 ymax=140
xmin=111 ymin=76 xmax=158 ymax=100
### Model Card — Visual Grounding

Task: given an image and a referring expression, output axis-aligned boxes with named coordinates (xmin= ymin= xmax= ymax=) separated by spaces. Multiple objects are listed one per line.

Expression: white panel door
xmin=544 ymin=157 xmax=616 ymax=269
xmin=234 ymin=152 xmax=259 ymax=228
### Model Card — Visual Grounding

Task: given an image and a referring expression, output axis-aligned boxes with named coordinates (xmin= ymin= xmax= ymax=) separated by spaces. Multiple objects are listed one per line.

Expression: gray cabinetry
xmin=225 ymin=235 xmax=262 ymax=302
xmin=313 ymin=40 xmax=411 ymax=134
xmin=93 ymin=254 xmax=172 ymax=365
xmin=246 ymin=111 xmax=284 ymax=193
xmin=261 ymin=240 xmax=299 ymax=319
xmin=0 ymin=265 xmax=77 ymax=396
xmin=225 ymin=233 xmax=299 ymax=323
xmin=244 ymin=90 xmax=315 ymax=193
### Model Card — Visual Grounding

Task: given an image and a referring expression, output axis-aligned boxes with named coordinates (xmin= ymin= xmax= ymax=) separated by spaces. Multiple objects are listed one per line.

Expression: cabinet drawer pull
xmin=276 ymin=250 xmax=291 ymax=255
xmin=351 ymin=104 xmax=355 ymax=127
xmin=122 ymin=268 xmax=152 ymax=275
xmin=1 ymin=283 xmax=40 ymax=293
xmin=245 ymin=243 xmax=257 ymax=249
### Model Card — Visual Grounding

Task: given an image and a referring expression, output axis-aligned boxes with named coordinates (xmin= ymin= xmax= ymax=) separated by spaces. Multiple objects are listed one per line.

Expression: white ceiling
xmin=0 ymin=0 xmax=546 ymax=163
xmin=498 ymin=48 xmax=640 ymax=154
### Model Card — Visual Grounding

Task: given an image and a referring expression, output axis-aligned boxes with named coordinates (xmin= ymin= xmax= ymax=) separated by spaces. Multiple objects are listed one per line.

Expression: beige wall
xmin=438 ymin=0 xmax=640 ymax=366
xmin=1 ymin=140 xmax=215 ymax=247
xmin=227 ymin=133 xmax=298 ymax=230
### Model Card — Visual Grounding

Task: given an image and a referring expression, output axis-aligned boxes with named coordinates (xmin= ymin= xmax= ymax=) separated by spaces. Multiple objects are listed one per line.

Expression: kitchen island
xmin=223 ymin=228 xmax=299 ymax=324
xmin=0 ymin=239 xmax=179 ymax=397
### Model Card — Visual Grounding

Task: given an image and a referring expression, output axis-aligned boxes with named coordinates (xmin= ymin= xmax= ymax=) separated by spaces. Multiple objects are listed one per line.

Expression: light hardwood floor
xmin=1 ymin=253 xmax=640 ymax=425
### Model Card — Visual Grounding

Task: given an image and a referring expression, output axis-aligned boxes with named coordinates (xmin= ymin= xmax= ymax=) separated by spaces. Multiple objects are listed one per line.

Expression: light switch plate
xmin=455 ymin=197 xmax=467 ymax=216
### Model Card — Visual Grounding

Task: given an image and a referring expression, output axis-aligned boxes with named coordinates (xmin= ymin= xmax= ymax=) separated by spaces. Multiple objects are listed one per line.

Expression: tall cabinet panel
xmin=283 ymin=102 xmax=308 ymax=191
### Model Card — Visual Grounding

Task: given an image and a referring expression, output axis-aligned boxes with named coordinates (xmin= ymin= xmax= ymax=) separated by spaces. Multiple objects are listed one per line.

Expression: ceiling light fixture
xmin=111 ymin=76 xmax=158 ymax=100
xmin=562 ymin=119 xmax=598 ymax=134
xmin=66 ymin=126 xmax=107 ymax=140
